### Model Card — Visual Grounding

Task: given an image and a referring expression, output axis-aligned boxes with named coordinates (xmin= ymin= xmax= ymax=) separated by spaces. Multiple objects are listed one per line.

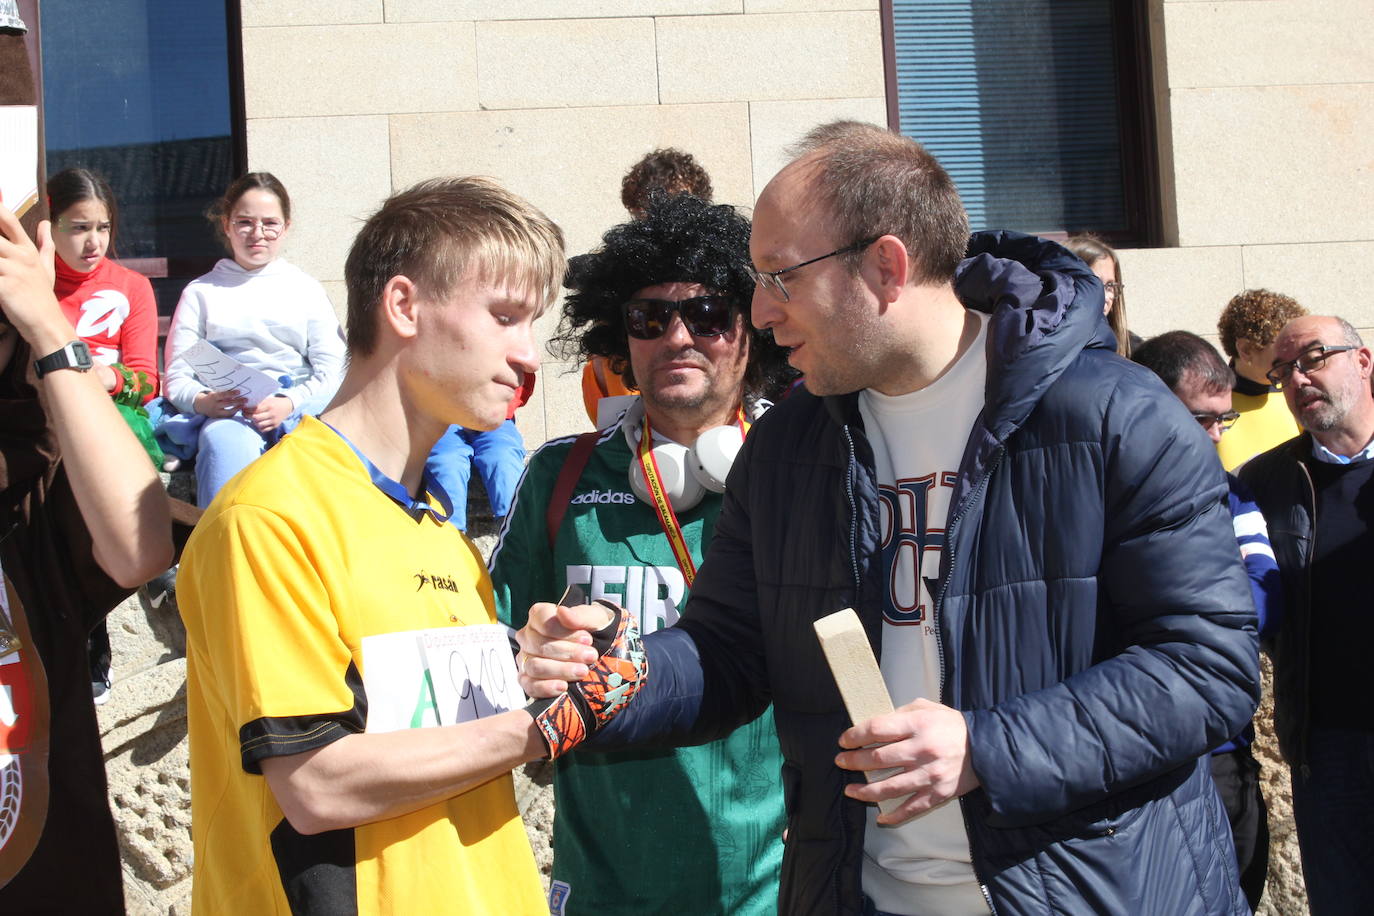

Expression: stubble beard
xmin=799 ymin=283 xmax=884 ymax=397
xmin=1296 ymin=383 xmax=1351 ymax=433
xmin=640 ymin=343 xmax=748 ymax=425
xmin=1301 ymin=398 xmax=1342 ymax=432
xmin=648 ymin=386 xmax=714 ymax=416
xmin=641 ymin=355 xmax=713 ymax=413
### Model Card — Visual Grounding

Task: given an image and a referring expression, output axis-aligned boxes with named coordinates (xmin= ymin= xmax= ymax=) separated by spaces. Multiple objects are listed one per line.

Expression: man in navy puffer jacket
xmin=516 ymin=122 xmax=1259 ymax=915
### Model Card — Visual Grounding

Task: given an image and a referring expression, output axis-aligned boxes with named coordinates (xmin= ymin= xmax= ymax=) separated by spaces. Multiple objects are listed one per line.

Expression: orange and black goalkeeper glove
xmin=526 ymin=599 xmax=648 ymax=759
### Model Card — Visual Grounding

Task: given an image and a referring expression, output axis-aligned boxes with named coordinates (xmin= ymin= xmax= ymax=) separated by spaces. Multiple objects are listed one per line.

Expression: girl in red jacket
xmin=48 ymin=168 xmax=159 ymax=405
xmin=48 ymin=168 xmax=162 ymax=705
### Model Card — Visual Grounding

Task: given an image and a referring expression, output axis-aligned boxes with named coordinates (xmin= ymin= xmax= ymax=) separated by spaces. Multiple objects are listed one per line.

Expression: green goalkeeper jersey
xmin=491 ymin=416 xmax=785 ymax=916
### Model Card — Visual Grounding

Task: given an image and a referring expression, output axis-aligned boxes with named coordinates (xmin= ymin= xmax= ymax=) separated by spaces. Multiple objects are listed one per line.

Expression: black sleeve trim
xmin=239 ymin=661 xmax=368 ymax=774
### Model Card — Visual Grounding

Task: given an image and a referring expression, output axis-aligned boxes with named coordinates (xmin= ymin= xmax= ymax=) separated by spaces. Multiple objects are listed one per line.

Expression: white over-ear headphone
xmin=620 ymin=399 xmax=754 ymax=512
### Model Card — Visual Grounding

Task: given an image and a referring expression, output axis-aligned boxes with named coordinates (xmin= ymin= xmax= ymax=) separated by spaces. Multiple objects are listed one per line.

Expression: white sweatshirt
xmin=163 ymin=258 xmax=346 ymax=415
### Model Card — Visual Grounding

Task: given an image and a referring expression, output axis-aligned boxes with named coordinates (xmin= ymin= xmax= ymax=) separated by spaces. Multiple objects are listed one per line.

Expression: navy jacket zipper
xmin=838 ymin=424 xmax=861 ymax=914
xmin=933 ymin=447 xmax=1003 ymax=915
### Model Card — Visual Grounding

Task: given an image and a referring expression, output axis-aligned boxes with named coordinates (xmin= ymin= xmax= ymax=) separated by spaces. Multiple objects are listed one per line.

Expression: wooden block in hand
xmin=814 ymin=608 xmax=904 ymax=816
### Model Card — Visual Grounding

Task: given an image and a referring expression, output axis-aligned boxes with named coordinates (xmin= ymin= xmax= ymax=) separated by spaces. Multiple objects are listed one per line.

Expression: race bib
xmin=361 ymin=625 xmax=527 ymax=734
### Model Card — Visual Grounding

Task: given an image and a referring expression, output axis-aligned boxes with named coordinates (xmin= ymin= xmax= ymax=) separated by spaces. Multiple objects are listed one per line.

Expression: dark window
xmin=40 ymin=0 xmax=245 ymax=313
xmin=882 ymin=0 xmax=1160 ymax=245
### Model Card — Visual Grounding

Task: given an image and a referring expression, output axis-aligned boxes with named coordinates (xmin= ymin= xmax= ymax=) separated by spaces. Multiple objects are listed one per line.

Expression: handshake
xmin=518 ymin=599 xmax=648 ymax=759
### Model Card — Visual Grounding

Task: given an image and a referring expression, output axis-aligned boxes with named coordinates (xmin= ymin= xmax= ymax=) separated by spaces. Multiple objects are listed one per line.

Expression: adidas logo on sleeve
xmin=570 ymin=489 xmax=636 ymax=506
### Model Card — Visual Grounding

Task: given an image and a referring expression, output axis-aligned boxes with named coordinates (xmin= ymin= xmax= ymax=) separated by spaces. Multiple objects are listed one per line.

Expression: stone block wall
xmin=99 ymin=607 xmax=191 ymax=914
xmin=1253 ymin=655 xmax=1305 ymax=915
xmin=1131 ymin=0 xmax=1374 ymax=346
xmin=238 ymin=0 xmax=887 ymax=449
xmin=232 ymin=0 xmax=1374 ymax=419
xmin=97 ymin=473 xmax=195 ymax=913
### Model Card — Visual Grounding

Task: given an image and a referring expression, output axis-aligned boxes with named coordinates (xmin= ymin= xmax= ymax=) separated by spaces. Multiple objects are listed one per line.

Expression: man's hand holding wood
xmin=836 ymin=698 xmax=981 ymax=827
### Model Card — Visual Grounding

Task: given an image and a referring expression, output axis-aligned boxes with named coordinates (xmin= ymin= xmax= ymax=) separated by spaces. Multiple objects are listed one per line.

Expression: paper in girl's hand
xmin=182 ymin=339 xmax=281 ymax=408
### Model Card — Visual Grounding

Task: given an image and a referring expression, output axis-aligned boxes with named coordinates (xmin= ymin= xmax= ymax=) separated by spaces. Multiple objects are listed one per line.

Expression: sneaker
xmin=92 ymin=665 xmax=112 ymax=706
xmin=140 ymin=565 xmax=178 ymax=610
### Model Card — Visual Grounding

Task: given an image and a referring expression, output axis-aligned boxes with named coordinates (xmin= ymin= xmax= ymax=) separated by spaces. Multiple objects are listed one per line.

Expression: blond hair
xmin=344 ymin=177 xmax=565 ymax=356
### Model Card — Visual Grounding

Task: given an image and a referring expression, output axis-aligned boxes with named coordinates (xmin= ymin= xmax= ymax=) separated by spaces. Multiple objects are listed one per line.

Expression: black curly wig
xmin=554 ymin=192 xmax=795 ymax=402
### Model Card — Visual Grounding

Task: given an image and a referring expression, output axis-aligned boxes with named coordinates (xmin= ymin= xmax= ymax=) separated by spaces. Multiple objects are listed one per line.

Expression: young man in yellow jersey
xmin=179 ymin=178 xmax=642 ymax=914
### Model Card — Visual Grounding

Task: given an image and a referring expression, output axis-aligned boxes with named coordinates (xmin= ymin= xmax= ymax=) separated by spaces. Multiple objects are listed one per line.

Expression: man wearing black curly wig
xmin=577 ymin=150 xmax=719 ymax=422
xmin=515 ymin=122 xmax=1260 ymax=915
xmin=490 ymin=192 xmax=790 ymax=916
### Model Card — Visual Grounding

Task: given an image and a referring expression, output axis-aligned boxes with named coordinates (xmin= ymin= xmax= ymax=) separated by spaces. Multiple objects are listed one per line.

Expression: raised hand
xmin=0 ymin=202 xmax=68 ymax=354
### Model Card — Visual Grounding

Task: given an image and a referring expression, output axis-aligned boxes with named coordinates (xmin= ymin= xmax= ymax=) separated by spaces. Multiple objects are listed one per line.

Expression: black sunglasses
xmin=624 ymin=295 xmax=736 ymax=340
xmin=1192 ymin=410 xmax=1241 ymax=431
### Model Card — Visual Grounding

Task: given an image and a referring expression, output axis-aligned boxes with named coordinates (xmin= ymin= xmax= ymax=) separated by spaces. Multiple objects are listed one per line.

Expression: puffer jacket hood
xmin=960 ymin=230 xmax=1113 ymax=439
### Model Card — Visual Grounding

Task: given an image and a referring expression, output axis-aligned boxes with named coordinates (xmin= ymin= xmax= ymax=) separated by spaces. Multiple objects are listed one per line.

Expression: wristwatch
xmin=34 ymin=340 xmax=94 ymax=378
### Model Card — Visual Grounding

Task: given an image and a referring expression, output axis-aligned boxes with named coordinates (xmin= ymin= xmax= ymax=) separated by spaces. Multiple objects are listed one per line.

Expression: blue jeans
xmin=424 ymin=420 xmax=526 ymax=531
xmin=194 ymin=392 xmax=330 ymax=507
xmin=1291 ymin=726 xmax=1374 ymax=914
xmin=146 ymin=397 xmax=200 ymax=461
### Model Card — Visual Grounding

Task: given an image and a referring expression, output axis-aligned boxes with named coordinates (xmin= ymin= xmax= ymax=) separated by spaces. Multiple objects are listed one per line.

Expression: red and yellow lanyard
xmin=637 ymin=407 xmax=750 ymax=588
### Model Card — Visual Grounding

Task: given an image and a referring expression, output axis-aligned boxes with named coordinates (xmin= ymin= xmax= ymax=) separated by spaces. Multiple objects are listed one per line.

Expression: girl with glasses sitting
xmin=163 ymin=172 xmax=346 ymax=508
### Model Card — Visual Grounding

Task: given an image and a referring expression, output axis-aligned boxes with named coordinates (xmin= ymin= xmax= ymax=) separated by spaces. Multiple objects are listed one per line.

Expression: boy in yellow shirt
xmin=180 ymin=178 xmax=634 ymax=914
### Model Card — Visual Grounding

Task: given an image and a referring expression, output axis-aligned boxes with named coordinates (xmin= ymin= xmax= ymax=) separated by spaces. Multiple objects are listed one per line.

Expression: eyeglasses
xmin=624 ymin=295 xmax=736 ymax=340
xmin=1104 ymin=281 xmax=1124 ymax=296
xmin=1192 ymin=410 xmax=1240 ymax=432
xmin=230 ymin=217 xmax=285 ymax=239
xmin=747 ymin=237 xmax=880 ymax=302
xmin=1265 ymin=344 xmax=1357 ymax=390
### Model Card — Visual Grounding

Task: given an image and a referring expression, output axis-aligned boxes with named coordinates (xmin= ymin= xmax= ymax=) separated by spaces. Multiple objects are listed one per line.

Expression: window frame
xmin=33 ymin=0 xmax=249 ymax=332
xmin=879 ymin=0 xmax=1163 ymax=247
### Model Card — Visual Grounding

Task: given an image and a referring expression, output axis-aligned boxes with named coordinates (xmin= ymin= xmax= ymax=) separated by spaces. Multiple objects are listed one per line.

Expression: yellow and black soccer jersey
xmin=179 ymin=417 xmax=545 ymax=915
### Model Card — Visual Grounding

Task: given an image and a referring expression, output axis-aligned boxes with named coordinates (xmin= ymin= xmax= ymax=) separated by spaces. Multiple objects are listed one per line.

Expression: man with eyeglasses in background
xmin=1240 ymin=315 xmax=1374 ymax=913
xmin=490 ymin=192 xmax=791 ymax=916
xmin=1132 ymin=330 xmax=1282 ymax=911
xmin=515 ymin=121 xmax=1258 ymax=915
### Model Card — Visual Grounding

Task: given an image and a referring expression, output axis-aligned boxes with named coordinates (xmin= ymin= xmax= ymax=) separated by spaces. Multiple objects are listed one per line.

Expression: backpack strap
xmin=546 ymin=430 xmax=601 ymax=551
